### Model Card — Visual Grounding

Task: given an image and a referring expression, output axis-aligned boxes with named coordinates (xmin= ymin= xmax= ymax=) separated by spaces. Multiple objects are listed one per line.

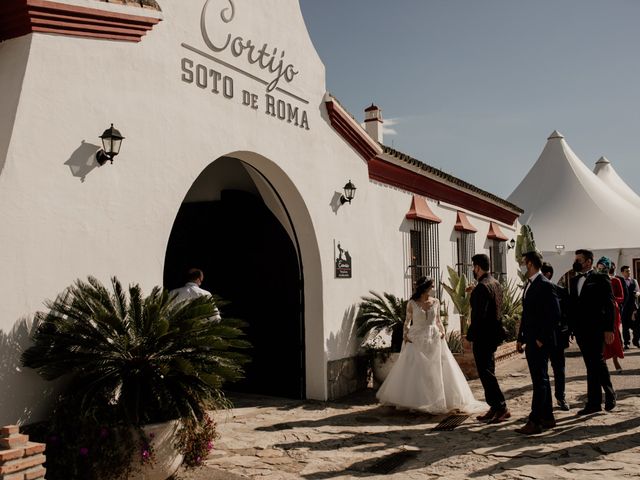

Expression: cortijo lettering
xmin=201 ymin=0 xmax=299 ymax=92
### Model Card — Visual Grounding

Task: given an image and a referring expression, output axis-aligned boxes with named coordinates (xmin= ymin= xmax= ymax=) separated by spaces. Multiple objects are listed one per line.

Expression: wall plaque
xmin=335 ymin=242 xmax=352 ymax=278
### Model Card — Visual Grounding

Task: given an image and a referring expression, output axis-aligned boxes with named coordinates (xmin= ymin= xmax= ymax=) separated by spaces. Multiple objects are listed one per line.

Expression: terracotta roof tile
xmin=381 ymin=144 xmax=523 ymax=214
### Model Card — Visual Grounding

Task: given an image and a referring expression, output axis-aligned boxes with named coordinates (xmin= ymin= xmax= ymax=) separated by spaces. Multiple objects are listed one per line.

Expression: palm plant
xmin=356 ymin=291 xmax=407 ymax=352
xmin=500 ymin=278 xmax=523 ymax=341
xmin=442 ymin=266 xmax=471 ymax=335
xmin=22 ymin=276 xmax=250 ymax=425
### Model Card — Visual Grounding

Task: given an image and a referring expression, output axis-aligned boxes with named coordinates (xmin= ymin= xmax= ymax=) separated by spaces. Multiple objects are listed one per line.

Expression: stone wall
xmin=0 ymin=425 xmax=46 ymax=480
xmin=327 ymin=356 xmax=369 ymax=400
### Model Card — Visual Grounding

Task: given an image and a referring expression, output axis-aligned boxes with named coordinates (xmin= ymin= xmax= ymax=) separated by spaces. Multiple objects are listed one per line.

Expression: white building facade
xmin=0 ymin=0 xmax=522 ymax=424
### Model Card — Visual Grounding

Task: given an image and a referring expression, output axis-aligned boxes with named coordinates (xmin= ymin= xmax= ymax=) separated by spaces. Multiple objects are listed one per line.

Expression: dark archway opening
xmin=164 ymin=163 xmax=304 ymax=399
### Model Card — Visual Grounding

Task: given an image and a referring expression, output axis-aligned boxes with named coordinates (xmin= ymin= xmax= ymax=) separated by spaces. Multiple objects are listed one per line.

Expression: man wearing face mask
xmin=467 ymin=254 xmax=510 ymax=423
xmin=568 ymin=249 xmax=616 ymax=414
xmin=515 ymin=252 xmax=561 ymax=434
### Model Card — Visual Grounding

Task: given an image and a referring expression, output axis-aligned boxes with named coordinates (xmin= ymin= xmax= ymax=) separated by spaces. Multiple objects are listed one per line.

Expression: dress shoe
xmin=623 ymin=344 xmax=630 ymax=350
xmin=476 ymin=409 xmax=496 ymax=422
xmin=577 ymin=405 xmax=602 ymax=415
xmin=540 ymin=418 xmax=556 ymax=429
xmin=633 ymin=340 xmax=640 ymax=348
xmin=557 ymin=399 xmax=570 ymax=411
xmin=515 ymin=421 xmax=542 ymax=435
xmin=605 ymin=399 xmax=616 ymax=412
xmin=487 ymin=408 xmax=511 ymax=424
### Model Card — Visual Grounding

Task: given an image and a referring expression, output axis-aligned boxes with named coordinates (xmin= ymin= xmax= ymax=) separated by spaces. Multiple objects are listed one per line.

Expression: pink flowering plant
xmin=175 ymin=414 xmax=218 ymax=468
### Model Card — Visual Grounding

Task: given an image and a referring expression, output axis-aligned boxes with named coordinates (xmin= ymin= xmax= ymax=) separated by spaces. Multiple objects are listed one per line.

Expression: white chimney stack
xmin=364 ymin=103 xmax=383 ymax=144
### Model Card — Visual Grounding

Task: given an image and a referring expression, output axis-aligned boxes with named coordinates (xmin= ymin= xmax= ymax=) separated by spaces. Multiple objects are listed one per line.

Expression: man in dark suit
xmin=515 ymin=252 xmax=561 ymax=434
xmin=467 ymin=253 xmax=509 ymax=423
xmin=540 ymin=262 xmax=570 ymax=411
xmin=568 ymin=249 xmax=616 ymax=414
xmin=620 ymin=265 xmax=638 ymax=348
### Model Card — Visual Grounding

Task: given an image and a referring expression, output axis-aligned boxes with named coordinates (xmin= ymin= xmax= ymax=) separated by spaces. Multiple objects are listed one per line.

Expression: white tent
xmin=594 ymin=156 xmax=640 ymax=210
xmin=508 ymin=131 xmax=640 ymax=274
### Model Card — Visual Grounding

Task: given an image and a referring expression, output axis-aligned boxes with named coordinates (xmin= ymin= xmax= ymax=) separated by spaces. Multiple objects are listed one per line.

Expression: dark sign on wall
xmin=335 ymin=242 xmax=352 ymax=278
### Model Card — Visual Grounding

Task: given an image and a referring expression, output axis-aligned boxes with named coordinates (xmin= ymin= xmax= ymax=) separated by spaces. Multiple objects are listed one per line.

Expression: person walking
xmin=170 ymin=268 xmax=221 ymax=321
xmin=596 ymin=258 xmax=625 ymax=373
xmin=376 ymin=277 xmax=487 ymax=414
xmin=568 ymin=249 xmax=617 ymax=415
xmin=466 ymin=254 xmax=510 ymax=423
xmin=620 ymin=265 xmax=639 ymax=348
xmin=540 ymin=262 xmax=570 ymax=410
xmin=515 ymin=252 xmax=561 ymax=434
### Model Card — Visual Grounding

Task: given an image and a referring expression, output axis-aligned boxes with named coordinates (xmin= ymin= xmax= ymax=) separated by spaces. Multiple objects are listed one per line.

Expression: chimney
xmin=364 ymin=103 xmax=383 ymax=144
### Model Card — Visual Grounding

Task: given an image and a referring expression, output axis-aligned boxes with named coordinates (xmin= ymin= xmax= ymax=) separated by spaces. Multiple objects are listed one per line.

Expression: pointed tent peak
xmin=595 ymin=156 xmax=610 ymax=165
xmin=547 ymin=130 xmax=564 ymax=140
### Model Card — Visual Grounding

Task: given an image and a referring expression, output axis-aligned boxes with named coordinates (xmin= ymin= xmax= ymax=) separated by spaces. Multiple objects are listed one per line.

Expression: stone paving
xmin=176 ymin=345 xmax=640 ymax=479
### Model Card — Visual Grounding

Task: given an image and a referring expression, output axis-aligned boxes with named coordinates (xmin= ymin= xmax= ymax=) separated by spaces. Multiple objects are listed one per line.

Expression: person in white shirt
xmin=170 ymin=268 xmax=221 ymax=321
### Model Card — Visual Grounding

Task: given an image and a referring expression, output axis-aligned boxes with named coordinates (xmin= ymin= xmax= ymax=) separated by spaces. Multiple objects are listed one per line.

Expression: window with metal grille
xmin=456 ymin=231 xmax=475 ymax=281
xmin=490 ymin=239 xmax=507 ymax=282
xmin=409 ymin=220 xmax=440 ymax=294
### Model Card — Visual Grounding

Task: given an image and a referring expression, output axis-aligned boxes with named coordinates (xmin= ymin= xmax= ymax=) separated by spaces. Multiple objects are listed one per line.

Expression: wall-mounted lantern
xmin=507 ymin=238 xmax=516 ymax=250
xmin=96 ymin=124 xmax=125 ymax=165
xmin=340 ymin=180 xmax=357 ymax=205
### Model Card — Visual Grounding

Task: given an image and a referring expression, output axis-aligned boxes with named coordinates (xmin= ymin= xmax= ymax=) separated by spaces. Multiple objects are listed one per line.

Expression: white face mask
xmin=519 ymin=264 xmax=528 ymax=275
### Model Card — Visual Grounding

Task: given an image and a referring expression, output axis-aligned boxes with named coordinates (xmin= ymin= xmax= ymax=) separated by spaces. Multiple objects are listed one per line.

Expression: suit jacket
xmin=568 ymin=271 xmax=615 ymax=336
xmin=467 ymin=273 xmax=505 ymax=348
xmin=622 ymin=277 xmax=638 ymax=318
xmin=517 ymin=274 xmax=561 ymax=348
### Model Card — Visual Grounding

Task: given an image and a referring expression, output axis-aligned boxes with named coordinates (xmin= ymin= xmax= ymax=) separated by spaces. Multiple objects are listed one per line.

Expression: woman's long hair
xmin=411 ymin=276 xmax=434 ymax=301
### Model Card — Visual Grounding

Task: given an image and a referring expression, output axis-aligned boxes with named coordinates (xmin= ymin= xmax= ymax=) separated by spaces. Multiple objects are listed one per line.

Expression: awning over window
xmin=405 ymin=195 xmax=442 ymax=223
xmin=454 ymin=211 xmax=478 ymax=232
xmin=487 ymin=221 xmax=509 ymax=241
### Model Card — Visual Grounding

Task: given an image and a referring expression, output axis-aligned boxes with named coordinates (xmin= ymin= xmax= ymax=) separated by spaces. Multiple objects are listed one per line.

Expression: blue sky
xmin=299 ymin=0 xmax=640 ymax=199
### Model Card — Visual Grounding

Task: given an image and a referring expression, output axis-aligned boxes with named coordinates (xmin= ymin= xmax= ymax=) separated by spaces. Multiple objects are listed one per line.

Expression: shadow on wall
xmin=326 ymin=304 xmax=367 ymax=400
xmin=329 ymin=191 xmax=343 ymax=215
xmin=0 ymin=317 xmax=58 ymax=425
xmin=64 ymin=141 xmax=101 ymax=182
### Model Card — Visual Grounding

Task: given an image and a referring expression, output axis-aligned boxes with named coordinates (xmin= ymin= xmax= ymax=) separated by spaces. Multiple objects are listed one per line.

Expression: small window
xmin=456 ymin=231 xmax=475 ymax=282
xmin=490 ymin=239 xmax=507 ymax=282
xmin=409 ymin=220 xmax=440 ymax=294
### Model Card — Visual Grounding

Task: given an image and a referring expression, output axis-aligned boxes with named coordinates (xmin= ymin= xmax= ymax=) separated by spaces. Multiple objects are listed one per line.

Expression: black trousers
xmin=548 ymin=345 xmax=566 ymax=402
xmin=576 ymin=333 xmax=616 ymax=407
xmin=525 ymin=344 xmax=553 ymax=423
xmin=621 ymin=310 xmax=637 ymax=346
xmin=473 ymin=343 xmax=506 ymax=411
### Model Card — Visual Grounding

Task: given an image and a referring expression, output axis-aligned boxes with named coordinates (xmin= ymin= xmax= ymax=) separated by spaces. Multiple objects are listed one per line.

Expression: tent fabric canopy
xmin=405 ymin=195 xmax=442 ymax=223
xmin=593 ymin=156 xmax=640 ymax=209
xmin=508 ymin=131 xmax=640 ymax=251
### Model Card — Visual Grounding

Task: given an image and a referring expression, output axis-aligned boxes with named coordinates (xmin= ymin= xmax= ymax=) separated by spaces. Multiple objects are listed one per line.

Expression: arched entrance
xmin=163 ymin=156 xmax=305 ymax=399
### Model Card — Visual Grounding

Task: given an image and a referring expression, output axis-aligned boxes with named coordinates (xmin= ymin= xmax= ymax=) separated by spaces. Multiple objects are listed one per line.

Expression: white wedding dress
xmin=376 ymin=298 xmax=487 ymax=414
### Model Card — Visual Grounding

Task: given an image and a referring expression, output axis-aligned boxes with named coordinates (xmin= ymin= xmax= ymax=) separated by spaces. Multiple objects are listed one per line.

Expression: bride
xmin=376 ymin=277 xmax=487 ymax=414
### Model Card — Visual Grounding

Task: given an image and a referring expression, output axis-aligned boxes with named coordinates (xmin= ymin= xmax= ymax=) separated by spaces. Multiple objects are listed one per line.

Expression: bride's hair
xmin=411 ymin=277 xmax=434 ymax=301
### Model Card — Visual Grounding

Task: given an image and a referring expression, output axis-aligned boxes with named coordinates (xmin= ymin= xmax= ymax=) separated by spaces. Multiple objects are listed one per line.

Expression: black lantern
xmin=96 ymin=124 xmax=125 ymax=165
xmin=340 ymin=180 xmax=357 ymax=205
xmin=508 ymin=238 xmax=516 ymax=250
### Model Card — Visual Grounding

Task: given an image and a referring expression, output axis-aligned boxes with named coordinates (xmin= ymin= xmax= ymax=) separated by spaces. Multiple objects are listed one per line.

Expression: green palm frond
xmin=356 ymin=291 xmax=407 ymax=351
xmin=22 ymin=276 xmax=250 ymax=425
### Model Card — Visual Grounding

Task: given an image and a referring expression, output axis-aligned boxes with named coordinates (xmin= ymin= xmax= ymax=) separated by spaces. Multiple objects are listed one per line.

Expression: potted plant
xmin=500 ymin=278 xmax=523 ymax=342
xmin=355 ymin=291 xmax=407 ymax=384
xmin=21 ymin=276 xmax=250 ymax=480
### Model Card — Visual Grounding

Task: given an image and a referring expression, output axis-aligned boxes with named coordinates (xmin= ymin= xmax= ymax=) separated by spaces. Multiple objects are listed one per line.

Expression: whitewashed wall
xmin=0 ymin=0 xmax=520 ymax=424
